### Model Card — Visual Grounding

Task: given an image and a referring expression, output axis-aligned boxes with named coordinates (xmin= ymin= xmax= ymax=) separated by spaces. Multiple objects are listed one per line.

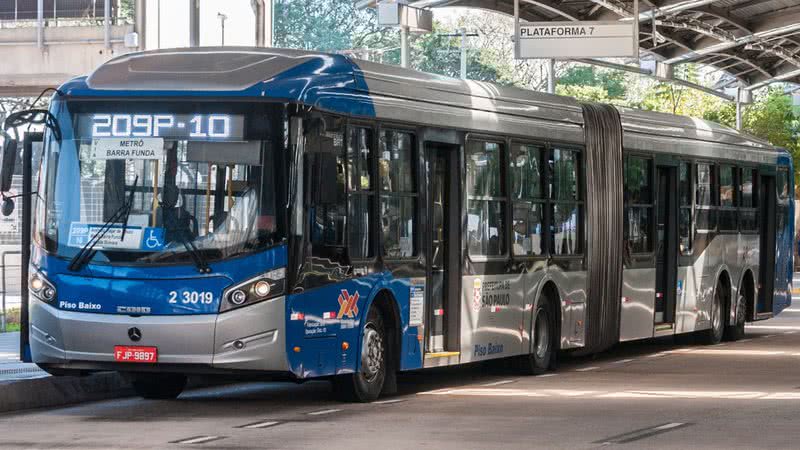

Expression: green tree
xmin=558 ymin=66 xmax=627 ymax=99
xmin=273 ymin=0 xmax=378 ymax=51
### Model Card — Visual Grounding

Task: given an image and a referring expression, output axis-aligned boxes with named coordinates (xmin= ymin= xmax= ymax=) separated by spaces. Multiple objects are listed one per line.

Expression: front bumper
xmin=29 ymin=296 xmax=290 ymax=374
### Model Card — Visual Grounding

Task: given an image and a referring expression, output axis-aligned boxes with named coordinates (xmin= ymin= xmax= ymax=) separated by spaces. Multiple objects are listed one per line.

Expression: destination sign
xmin=516 ymin=20 xmax=637 ymax=59
xmin=76 ymin=113 xmax=245 ymax=141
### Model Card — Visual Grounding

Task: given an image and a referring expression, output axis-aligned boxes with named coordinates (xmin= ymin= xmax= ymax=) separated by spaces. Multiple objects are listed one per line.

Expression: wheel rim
xmin=361 ymin=324 xmax=383 ymax=382
xmin=534 ymin=310 xmax=550 ymax=360
xmin=712 ymin=290 xmax=722 ymax=333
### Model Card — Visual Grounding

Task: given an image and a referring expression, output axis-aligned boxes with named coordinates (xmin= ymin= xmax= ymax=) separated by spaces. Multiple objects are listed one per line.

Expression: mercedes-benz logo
xmin=128 ymin=327 xmax=142 ymax=342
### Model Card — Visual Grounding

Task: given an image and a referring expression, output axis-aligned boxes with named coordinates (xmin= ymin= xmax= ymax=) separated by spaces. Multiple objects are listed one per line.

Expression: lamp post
xmin=217 ymin=12 xmax=228 ymax=46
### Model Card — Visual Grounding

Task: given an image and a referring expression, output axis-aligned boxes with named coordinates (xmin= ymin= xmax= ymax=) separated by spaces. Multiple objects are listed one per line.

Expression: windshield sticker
xmin=91 ymin=138 xmax=164 ymax=160
xmin=68 ymin=222 xmax=166 ymax=251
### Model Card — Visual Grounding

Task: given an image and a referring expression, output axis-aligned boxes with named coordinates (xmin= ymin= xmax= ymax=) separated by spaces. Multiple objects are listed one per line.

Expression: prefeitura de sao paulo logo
xmin=337 ymin=289 xmax=359 ymax=319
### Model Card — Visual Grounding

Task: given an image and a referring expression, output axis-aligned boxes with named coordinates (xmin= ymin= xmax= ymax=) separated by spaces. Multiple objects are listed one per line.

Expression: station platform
xmin=0 ymin=332 xmax=46 ymax=382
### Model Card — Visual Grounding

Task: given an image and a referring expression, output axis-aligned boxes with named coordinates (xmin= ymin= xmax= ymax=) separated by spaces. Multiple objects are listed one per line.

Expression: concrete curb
xmin=0 ymin=372 xmax=133 ymax=413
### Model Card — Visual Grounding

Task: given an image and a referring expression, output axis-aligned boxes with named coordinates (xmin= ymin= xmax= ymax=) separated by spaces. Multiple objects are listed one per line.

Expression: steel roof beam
xmin=662 ymin=9 xmax=800 ymax=64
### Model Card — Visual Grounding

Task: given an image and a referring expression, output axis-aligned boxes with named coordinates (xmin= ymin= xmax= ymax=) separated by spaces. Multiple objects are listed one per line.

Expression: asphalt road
xmin=3 ymin=311 xmax=800 ymax=449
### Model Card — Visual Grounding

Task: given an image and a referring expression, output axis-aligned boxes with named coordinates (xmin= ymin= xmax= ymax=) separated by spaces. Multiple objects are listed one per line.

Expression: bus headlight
xmin=221 ymin=267 xmax=286 ymax=313
xmin=30 ymin=269 xmax=56 ymax=303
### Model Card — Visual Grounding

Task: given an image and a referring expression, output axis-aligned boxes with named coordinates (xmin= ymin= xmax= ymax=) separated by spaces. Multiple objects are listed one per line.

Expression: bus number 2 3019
xmin=168 ymin=290 xmax=214 ymax=305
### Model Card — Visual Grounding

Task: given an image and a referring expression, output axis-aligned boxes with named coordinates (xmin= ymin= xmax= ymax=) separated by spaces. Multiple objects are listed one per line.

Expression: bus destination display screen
xmin=76 ymin=113 xmax=245 ymax=141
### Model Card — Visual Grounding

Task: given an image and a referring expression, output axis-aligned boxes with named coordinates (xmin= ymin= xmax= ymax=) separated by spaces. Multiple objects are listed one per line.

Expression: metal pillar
xmin=736 ymin=101 xmax=743 ymax=131
xmin=104 ymin=0 xmax=111 ymax=49
xmin=460 ymin=29 xmax=468 ymax=80
xmin=547 ymin=59 xmax=556 ymax=94
xmin=400 ymin=26 xmax=409 ymax=68
xmin=189 ymin=0 xmax=200 ymax=47
xmin=36 ymin=0 xmax=43 ymax=49
xmin=135 ymin=0 xmax=146 ymax=50
xmin=252 ymin=0 xmax=273 ymax=47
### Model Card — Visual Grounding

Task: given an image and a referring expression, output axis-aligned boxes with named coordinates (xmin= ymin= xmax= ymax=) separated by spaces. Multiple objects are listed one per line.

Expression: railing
xmin=0 ymin=0 xmax=133 ymax=28
xmin=0 ymin=250 xmax=21 ymax=333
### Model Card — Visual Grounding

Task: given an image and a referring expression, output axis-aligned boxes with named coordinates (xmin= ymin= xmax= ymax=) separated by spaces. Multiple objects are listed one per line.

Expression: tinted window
xmin=624 ymin=157 xmax=652 ymax=204
xmin=550 ymin=148 xmax=579 ymax=201
xmin=512 ymin=203 xmax=543 ymax=256
xmin=510 ymin=143 xmax=543 ymax=200
xmin=623 ymin=156 xmax=653 ymax=254
xmin=467 ymin=141 xmax=502 ymax=197
xmin=467 ymin=139 xmax=506 ymax=257
xmin=380 ymin=130 xmax=416 ymax=259
xmin=679 ymin=162 xmax=692 ymax=253
xmin=380 ymin=130 xmax=414 ymax=193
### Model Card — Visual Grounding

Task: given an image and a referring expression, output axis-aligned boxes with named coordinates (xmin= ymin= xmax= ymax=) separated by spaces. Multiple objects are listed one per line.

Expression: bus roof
xmin=61 ymin=46 xmax=777 ymax=153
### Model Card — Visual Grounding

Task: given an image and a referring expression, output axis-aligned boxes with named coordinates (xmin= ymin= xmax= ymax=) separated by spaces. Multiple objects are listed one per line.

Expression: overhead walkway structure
xmin=382 ymin=0 xmax=800 ymax=95
xmin=0 ymin=0 xmax=144 ymax=97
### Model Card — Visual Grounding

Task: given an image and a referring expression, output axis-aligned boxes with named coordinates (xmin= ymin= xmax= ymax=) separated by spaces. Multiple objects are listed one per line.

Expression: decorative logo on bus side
xmin=337 ymin=290 xmax=359 ymax=319
xmin=472 ymin=279 xmax=482 ymax=312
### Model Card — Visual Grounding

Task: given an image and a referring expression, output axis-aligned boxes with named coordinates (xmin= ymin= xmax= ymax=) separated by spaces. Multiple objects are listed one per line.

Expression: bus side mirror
xmin=0 ymin=138 xmax=17 ymax=193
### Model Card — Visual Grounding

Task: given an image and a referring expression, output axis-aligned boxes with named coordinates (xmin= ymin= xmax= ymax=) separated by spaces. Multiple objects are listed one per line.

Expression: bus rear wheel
xmin=520 ymin=300 xmax=554 ymax=375
xmin=724 ymin=293 xmax=746 ymax=341
xmin=700 ymin=283 xmax=725 ymax=345
xmin=131 ymin=373 xmax=187 ymax=400
xmin=333 ymin=306 xmax=386 ymax=402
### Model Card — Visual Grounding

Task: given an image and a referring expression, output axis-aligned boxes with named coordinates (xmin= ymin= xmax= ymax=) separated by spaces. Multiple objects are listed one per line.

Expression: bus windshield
xmin=35 ymin=101 xmax=285 ymax=266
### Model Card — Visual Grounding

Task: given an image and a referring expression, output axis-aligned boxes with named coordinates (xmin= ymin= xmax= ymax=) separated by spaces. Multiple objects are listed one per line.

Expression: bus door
xmin=425 ymin=142 xmax=461 ymax=353
xmin=757 ymin=172 xmax=776 ymax=316
xmin=655 ymin=164 xmax=679 ymax=326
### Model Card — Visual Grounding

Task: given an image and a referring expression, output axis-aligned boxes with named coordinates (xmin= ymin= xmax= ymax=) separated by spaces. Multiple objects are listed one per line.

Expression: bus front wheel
xmin=333 ymin=306 xmax=387 ymax=402
xmin=131 ymin=373 xmax=187 ymax=400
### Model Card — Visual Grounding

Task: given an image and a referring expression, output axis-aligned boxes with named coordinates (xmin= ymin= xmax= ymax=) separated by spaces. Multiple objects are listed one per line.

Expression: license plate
xmin=114 ymin=346 xmax=158 ymax=363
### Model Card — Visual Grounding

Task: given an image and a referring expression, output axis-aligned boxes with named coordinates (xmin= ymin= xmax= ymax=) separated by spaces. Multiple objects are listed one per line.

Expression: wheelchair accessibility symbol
xmin=141 ymin=228 xmax=165 ymax=250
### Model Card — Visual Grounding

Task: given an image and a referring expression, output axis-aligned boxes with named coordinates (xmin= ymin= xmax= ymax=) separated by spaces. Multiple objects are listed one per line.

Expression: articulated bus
xmin=1 ymin=48 xmax=793 ymax=401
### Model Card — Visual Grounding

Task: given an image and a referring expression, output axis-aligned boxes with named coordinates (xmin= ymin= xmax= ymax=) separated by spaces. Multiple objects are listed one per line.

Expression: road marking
xmin=237 ymin=420 xmax=280 ymax=429
xmin=595 ymin=423 xmax=689 ymax=445
xmin=307 ymin=408 xmax=342 ymax=416
xmin=748 ymin=325 xmax=800 ymax=330
xmin=537 ymin=373 xmax=557 ymax=377
xmin=171 ymin=436 xmax=226 ymax=445
xmin=482 ymin=379 xmax=518 ymax=387
xmin=786 ymin=331 xmax=798 ymax=335
xmin=782 ymin=308 xmax=800 ymax=312
xmin=610 ymin=358 xmax=635 ymax=365
xmin=760 ymin=334 xmax=774 ymax=339
xmin=646 ymin=352 xmax=671 ymax=358
xmin=373 ymin=398 xmax=407 ymax=405
xmin=575 ymin=366 xmax=599 ymax=372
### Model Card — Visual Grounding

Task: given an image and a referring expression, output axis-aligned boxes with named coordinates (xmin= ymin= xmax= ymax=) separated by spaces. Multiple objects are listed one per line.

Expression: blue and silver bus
xmin=1 ymin=48 xmax=793 ymax=401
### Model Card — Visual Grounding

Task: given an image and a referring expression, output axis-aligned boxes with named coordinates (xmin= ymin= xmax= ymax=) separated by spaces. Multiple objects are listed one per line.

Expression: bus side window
xmin=695 ymin=162 xmax=716 ymax=233
xmin=623 ymin=155 xmax=653 ymax=256
xmin=510 ymin=142 xmax=544 ymax=257
xmin=679 ymin=161 xmax=692 ymax=254
xmin=466 ymin=139 xmax=506 ymax=257
xmin=302 ymin=116 xmax=350 ymax=288
xmin=739 ymin=167 xmax=757 ymax=232
xmin=347 ymin=126 xmax=374 ymax=260
xmin=549 ymin=146 xmax=583 ymax=256
xmin=719 ymin=164 xmax=737 ymax=231
xmin=379 ymin=129 xmax=416 ymax=259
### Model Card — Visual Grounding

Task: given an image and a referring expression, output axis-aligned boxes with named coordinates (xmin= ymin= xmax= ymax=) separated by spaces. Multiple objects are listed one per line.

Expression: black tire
xmin=131 ymin=373 xmax=187 ymax=400
xmin=724 ymin=293 xmax=746 ymax=341
xmin=333 ymin=307 xmax=386 ymax=402
xmin=520 ymin=300 xmax=555 ymax=375
xmin=700 ymin=283 xmax=725 ymax=345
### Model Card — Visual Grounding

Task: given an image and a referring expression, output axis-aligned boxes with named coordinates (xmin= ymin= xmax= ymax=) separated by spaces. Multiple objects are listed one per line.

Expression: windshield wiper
xmin=119 ymin=176 xmax=138 ymax=242
xmin=67 ymin=177 xmax=138 ymax=272
xmin=176 ymin=232 xmax=211 ymax=274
